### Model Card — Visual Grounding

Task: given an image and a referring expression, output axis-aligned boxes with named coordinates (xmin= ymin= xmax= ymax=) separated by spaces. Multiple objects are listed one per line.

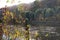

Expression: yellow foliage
xmin=15 ymin=29 xmax=21 ymax=37
xmin=25 ymin=31 xmax=28 ymax=33
xmin=13 ymin=34 xmax=17 ymax=38
xmin=3 ymin=28 xmax=9 ymax=36
xmin=4 ymin=16 xmax=7 ymax=20
xmin=3 ymin=10 xmax=14 ymax=23
xmin=45 ymin=33 xmax=49 ymax=37
xmin=6 ymin=11 xmax=10 ymax=15
xmin=10 ymin=12 xmax=14 ymax=19
xmin=9 ymin=33 xmax=13 ymax=38
xmin=27 ymin=24 xmax=30 ymax=28
xmin=18 ymin=5 xmax=24 ymax=12
xmin=16 ymin=31 xmax=20 ymax=37
xmin=35 ymin=31 xmax=39 ymax=37
xmin=16 ymin=19 xmax=19 ymax=23
xmin=3 ymin=29 xmax=7 ymax=33
xmin=25 ymin=38 xmax=29 ymax=40
xmin=27 ymin=25 xmax=30 ymax=27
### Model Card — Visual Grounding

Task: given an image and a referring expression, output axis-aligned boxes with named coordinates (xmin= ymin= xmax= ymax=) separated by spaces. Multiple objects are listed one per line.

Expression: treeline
xmin=9 ymin=0 xmax=60 ymax=25
xmin=13 ymin=0 xmax=60 ymax=22
xmin=0 ymin=0 xmax=60 ymax=24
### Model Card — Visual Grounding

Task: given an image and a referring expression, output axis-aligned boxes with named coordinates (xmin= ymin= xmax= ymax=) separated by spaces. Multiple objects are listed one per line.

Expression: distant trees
xmin=34 ymin=8 xmax=55 ymax=21
xmin=29 ymin=0 xmax=60 ymax=21
xmin=30 ymin=0 xmax=40 ymax=12
xmin=2 ymin=0 xmax=60 ymax=24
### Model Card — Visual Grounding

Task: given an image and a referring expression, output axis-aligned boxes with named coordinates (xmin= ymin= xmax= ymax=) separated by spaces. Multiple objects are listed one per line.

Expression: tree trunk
xmin=0 ymin=24 xmax=3 ymax=40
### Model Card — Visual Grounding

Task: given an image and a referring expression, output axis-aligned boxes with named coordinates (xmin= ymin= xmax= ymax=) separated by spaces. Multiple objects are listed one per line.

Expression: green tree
xmin=30 ymin=0 xmax=40 ymax=12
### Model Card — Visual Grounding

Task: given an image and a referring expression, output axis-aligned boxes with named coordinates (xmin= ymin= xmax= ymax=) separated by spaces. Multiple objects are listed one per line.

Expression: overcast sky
xmin=0 ymin=0 xmax=35 ymax=8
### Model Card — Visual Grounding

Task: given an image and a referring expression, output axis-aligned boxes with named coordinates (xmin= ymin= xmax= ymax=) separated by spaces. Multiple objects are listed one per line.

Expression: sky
xmin=0 ymin=0 xmax=35 ymax=8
